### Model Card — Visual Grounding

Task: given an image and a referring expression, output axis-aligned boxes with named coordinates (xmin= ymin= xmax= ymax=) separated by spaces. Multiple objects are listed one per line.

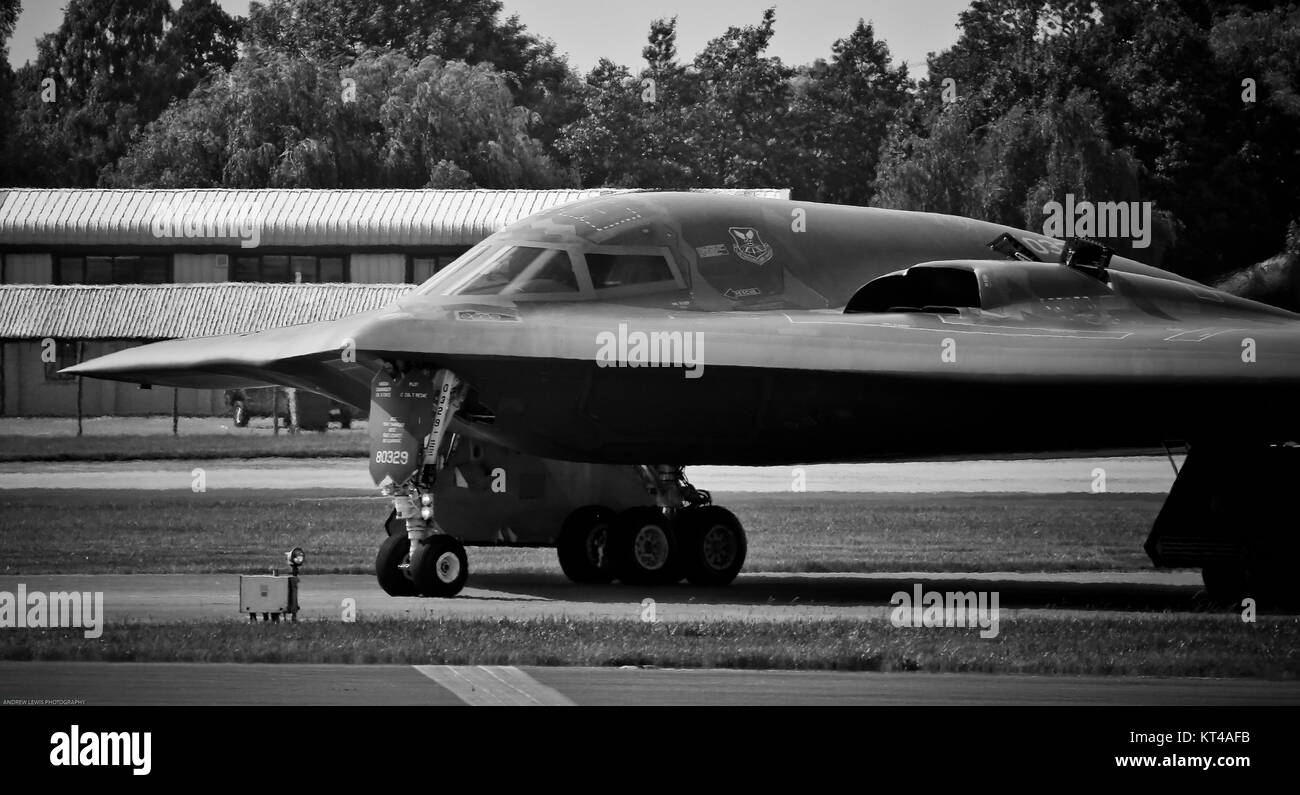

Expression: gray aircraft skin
xmin=67 ymin=191 xmax=1300 ymax=464
xmin=65 ymin=192 xmax=1300 ymax=599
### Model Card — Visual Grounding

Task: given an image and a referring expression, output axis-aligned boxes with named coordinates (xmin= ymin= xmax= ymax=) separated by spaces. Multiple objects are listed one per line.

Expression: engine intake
xmin=844 ymin=264 xmax=982 ymax=314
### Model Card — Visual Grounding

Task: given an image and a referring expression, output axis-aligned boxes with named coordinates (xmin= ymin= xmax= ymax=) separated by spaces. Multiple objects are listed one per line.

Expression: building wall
xmin=1 ymin=248 xmax=428 ymax=415
xmin=0 ymin=340 xmax=226 ymax=417
xmin=2 ymin=253 xmax=52 ymax=284
xmin=4 ymin=250 xmax=432 ymax=285
xmin=350 ymin=253 xmax=405 ymax=283
xmin=174 ymin=253 xmax=227 ymax=283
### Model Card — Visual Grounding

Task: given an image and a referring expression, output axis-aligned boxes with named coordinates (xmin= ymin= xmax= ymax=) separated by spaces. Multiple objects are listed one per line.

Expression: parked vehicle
xmin=225 ymin=387 xmax=354 ymax=431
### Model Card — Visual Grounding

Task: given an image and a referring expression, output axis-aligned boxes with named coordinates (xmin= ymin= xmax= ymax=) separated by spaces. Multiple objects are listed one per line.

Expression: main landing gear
xmin=556 ymin=466 xmax=748 ymax=587
xmin=376 ymin=466 xmax=748 ymax=596
xmin=368 ymin=366 xmax=748 ymax=597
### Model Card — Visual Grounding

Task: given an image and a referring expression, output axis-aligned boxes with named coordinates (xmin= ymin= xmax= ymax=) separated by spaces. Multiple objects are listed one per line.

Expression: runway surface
xmin=0 ymin=455 xmax=1182 ymax=492
xmin=0 ymin=570 xmax=1208 ymax=623
xmin=3 ymin=570 xmax=1285 ymax=706
xmin=2 ymin=662 xmax=1294 ymax=705
xmin=2 ymin=452 xmax=1255 ymax=707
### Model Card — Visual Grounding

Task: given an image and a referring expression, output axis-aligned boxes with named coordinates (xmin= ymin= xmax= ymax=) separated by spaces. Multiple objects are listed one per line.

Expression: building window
xmin=233 ymin=254 xmax=347 ymax=282
xmin=56 ymin=255 xmax=171 ymax=284
xmin=43 ymin=340 xmax=79 ymax=382
xmin=407 ymin=253 xmax=464 ymax=283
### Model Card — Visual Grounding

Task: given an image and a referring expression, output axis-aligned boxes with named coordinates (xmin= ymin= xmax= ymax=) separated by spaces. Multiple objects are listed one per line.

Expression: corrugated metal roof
xmin=0 ymin=283 xmax=414 ymax=339
xmin=0 ymin=188 xmax=791 ymax=248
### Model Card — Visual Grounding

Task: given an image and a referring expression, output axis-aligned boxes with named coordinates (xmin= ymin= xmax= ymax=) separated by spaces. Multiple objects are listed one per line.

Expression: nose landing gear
xmin=409 ymin=534 xmax=470 ymax=597
xmin=371 ymin=367 xmax=472 ymax=598
xmin=375 ymin=527 xmax=418 ymax=597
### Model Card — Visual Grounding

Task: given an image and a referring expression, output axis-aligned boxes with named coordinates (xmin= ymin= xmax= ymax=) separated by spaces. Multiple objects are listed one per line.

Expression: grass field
xmin=1 ymin=615 xmax=1293 ymax=677
xmin=0 ymin=489 xmax=1161 ymax=574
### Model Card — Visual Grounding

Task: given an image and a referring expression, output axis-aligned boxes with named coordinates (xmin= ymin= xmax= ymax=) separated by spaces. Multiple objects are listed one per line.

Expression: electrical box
xmin=239 ymin=575 xmax=299 ymax=621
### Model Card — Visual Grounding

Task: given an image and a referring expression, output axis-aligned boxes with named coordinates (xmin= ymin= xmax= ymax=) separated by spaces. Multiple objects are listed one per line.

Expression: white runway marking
xmin=413 ymin=665 xmax=575 ymax=706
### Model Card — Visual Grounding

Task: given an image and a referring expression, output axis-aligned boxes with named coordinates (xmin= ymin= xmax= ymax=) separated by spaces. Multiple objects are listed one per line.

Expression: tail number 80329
xmin=375 ymin=450 xmax=410 ymax=465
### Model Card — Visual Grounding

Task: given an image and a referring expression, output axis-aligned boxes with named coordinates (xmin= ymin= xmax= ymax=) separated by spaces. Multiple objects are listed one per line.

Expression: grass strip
xmin=1 ymin=615 xmax=1293 ymax=677
xmin=0 ymin=491 xmax=1162 ymax=574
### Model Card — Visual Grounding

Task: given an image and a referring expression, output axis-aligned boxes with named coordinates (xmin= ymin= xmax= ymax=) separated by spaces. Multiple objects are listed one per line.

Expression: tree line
xmin=0 ymin=0 xmax=1297 ymax=296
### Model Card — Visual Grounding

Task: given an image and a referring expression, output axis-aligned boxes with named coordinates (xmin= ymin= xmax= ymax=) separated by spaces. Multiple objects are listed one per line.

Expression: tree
xmin=557 ymin=58 xmax=679 ymax=187
xmin=160 ymin=0 xmax=244 ymax=97
xmin=874 ymin=90 xmax=1168 ymax=259
xmin=105 ymin=49 xmax=571 ymax=189
xmin=242 ymin=0 xmax=582 ymax=149
xmin=2 ymin=0 xmax=241 ymax=186
xmin=0 ymin=0 xmax=19 ymax=176
xmin=1202 ymin=3 xmax=1300 ymax=276
xmin=879 ymin=0 xmax=1299 ymax=279
xmin=923 ymin=0 xmax=1110 ymax=123
xmin=688 ymin=7 xmax=794 ymax=188
xmin=558 ymin=18 xmax=707 ymax=187
xmin=559 ymin=10 xmax=797 ymax=190
xmin=873 ymin=100 xmax=984 ymax=218
xmin=784 ymin=20 xmax=912 ymax=204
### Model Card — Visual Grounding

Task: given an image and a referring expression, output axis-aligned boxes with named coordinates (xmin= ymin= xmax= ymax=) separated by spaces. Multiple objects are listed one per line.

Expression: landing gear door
xmin=368 ymin=370 xmax=436 ymax=488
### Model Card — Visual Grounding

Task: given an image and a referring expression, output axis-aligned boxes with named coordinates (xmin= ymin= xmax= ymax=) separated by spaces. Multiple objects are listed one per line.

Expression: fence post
xmin=288 ymin=387 xmax=299 ymax=434
xmin=76 ymin=342 xmax=84 ymax=437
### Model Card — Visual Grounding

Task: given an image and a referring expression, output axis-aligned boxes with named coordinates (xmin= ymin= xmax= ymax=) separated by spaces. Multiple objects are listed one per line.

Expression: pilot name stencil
xmin=595 ymin=322 xmax=704 ymax=379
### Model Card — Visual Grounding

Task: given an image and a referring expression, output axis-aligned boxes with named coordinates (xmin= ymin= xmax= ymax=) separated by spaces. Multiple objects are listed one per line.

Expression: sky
xmin=7 ymin=0 xmax=971 ymax=77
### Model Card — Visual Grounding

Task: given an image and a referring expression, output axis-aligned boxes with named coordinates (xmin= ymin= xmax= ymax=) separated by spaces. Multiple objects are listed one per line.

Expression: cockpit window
xmin=451 ymin=246 xmax=580 ymax=296
xmin=413 ymin=243 xmax=496 ymax=295
xmin=412 ymin=239 xmax=684 ymax=302
xmin=586 ymin=253 xmax=674 ymax=289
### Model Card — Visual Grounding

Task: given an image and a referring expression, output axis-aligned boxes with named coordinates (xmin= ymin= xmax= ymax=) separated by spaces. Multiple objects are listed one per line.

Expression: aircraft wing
xmin=63 ymin=309 xmax=412 ymax=408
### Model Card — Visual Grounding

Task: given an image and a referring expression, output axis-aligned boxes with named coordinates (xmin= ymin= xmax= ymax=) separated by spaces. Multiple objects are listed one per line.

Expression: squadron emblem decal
xmin=728 ymin=227 xmax=774 ymax=265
